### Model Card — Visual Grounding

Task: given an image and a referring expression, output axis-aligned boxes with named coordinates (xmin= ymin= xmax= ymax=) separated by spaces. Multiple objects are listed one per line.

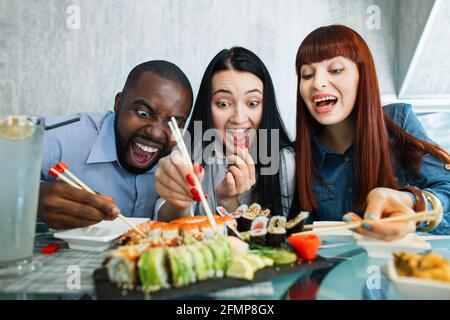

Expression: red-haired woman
xmin=292 ymin=25 xmax=450 ymax=240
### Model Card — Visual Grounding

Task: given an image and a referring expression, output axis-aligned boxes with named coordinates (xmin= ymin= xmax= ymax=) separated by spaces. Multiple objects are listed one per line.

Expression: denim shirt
xmin=309 ymin=103 xmax=450 ymax=235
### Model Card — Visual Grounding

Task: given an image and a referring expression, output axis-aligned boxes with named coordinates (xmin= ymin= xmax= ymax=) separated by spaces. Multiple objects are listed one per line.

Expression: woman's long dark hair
xmin=187 ymin=47 xmax=293 ymax=215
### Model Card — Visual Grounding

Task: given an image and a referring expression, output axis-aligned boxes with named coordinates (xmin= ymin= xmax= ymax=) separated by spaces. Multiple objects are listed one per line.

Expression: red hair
xmin=295 ymin=25 xmax=450 ymax=211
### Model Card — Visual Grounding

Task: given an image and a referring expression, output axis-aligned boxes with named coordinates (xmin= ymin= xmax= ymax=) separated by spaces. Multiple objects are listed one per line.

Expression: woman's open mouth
xmin=226 ymin=128 xmax=250 ymax=149
xmin=312 ymin=95 xmax=338 ymax=114
xmin=127 ymin=140 xmax=160 ymax=169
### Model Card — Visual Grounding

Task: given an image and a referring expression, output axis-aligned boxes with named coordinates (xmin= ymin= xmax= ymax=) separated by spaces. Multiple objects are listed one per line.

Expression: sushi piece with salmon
xmin=148 ymin=221 xmax=168 ymax=239
xmin=249 ymin=216 xmax=269 ymax=246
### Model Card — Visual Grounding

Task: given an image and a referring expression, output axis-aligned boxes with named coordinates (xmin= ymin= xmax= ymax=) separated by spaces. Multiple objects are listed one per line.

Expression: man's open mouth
xmin=128 ymin=140 xmax=160 ymax=169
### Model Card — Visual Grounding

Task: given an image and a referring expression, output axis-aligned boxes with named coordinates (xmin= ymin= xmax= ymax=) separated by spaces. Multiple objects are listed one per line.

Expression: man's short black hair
xmin=122 ymin=60 xmax=193 ymax=99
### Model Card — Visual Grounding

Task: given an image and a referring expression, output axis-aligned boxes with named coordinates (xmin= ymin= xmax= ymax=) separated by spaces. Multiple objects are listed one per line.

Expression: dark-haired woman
xmin=292 ymin=25 xmax=450 ymax=240
xmin=155 ymin=47 xmax=294 ymax=221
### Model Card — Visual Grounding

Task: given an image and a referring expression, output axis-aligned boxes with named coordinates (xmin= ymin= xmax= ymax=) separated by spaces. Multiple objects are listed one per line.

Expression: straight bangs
xmin=296 ymin=25 xmax=362 ymax=74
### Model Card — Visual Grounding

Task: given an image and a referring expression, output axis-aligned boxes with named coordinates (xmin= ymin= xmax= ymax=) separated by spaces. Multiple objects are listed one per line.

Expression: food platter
xmin=93 ymin=203 xmax=331 ymax=299
xmin=94 ymin=255 xmax=334 ymax=299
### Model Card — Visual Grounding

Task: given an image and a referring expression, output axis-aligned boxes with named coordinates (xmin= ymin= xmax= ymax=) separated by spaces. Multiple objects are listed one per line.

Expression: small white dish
xmin=53 ymin=218 xmax=149 ymax=252
xmin=313 ymin=221 xmax=354 ymax=243
xmin=386 ymin=259 xmax=450 ymax=299
xmin=353 ymin=233 xmax=431 ymax=259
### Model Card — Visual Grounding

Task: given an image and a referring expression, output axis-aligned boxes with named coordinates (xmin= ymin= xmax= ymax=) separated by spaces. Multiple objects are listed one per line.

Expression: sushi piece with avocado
xmin=137 ymin=247 xmax=170 ymax=292
xmin=267 ymin=216 xmax=287 ymax=247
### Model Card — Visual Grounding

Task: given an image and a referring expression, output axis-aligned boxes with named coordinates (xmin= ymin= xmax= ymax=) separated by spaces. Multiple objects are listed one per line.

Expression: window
xmin=416 ymin=112 xmax=450 ymax=152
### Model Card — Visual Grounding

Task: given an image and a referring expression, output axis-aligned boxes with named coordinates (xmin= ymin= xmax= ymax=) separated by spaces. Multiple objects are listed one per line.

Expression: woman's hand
xmin=342 ymin=187 xmax=416 ymax=241
xmin=155 ymin=149 xmax=205 ymax=210
xmin=215 ymin=147 xmax=256 ymax=210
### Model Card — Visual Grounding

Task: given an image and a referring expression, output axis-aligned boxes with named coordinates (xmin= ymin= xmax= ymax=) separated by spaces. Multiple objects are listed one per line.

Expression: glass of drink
xmin=0 ymin=115 xmax=44 ymax=276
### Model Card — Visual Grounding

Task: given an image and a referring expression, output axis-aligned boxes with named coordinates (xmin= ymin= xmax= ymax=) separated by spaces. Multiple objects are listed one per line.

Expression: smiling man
xmin=39 ymin=61 xmax=193 ymax=229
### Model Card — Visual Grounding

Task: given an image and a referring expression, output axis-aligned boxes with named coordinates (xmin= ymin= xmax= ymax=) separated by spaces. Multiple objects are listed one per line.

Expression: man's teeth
xmin=135 ymin=142 xmax=158 ymax=153
xmin=314 ymin=96 xmax=337 ymax=104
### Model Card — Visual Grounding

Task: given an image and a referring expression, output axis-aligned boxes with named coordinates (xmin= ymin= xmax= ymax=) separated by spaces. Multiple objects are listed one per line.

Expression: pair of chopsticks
xmin=48 ymin=162 xmax=147 ymax=238
xmin=168 ymin=117 xmax=218 ymax=233
xmin=295 ymin=210 xmax=438 ymax=236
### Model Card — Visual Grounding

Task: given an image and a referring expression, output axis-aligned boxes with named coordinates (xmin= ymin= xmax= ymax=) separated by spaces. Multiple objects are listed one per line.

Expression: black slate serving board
xmin=94 ymin=256 xmax=335 ymax=300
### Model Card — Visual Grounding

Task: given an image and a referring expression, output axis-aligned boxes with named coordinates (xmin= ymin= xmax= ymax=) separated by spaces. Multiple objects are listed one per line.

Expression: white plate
xmin=313 ymin=221 xmax=354 ymax=243
xmin=386 ymin=259 xmax=450 ymax=299
xmin=53 ymin=218 xmax=149 ymax=252
xmin=353 ymin=233 xmax=431 ymax=259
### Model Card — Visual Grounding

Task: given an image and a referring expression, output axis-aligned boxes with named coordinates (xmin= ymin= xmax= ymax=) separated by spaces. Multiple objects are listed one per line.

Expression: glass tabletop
xmin=1 ymin=231 xmax=448 ymax=300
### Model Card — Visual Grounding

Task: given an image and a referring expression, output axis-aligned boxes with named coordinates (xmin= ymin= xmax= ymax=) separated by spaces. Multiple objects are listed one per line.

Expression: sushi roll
xmin=167 ymin=247 xmax=191 ymax=287
xmin=218 ymin=216 xmax=238 ymax=235
xmin=162 ymin=223 xmax=180 ymax=239
xmin=197 ymin=244 xmax=215 ymax=280
xmin=172 ymin=215 xmax=207 ymax=225
xmin=205 ymin=238 xmax=227 ymax=277
xmin=234 ymin=204 xmax=248 ymax=216
xmin=239 ymin=204 xmax=260 ymax=232
xmin=249 ymin=216 xmax=269 ymax=246
xmin=176 ymin=246 xmax=196 ymax=284
xmin=267 ymin=216 xmax=287 ymax=247
xmin=148 ymin=221 xmax=167 ymax=239
xmin=186 ymin=244 xmax=210 ymax=281
xmin=198 ymin=220 xmax=215 ymax=239
xmin=247 ymin=203 xmax=262 ymax=216
xmin=231 ymin=204 xmax=246 ymax=229
xmin=286 ymin=211 xmax=310 ymax=236
xmin=259 ymin=208 xmax=271 ymax=218
xmin=179 ymin=223 xmax=201 ymax=238
xmin=104 ymin=245 xmax=143 ymax=284
xmin=214 ymin=217 xmax=228 ymax=236
xmin=137 ymin=247 xmax=170 ymax=292
xmin=117 ymin=221 xmax=155 ymax=245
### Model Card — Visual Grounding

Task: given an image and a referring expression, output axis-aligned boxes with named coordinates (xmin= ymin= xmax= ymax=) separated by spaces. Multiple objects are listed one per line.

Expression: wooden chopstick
xmin=51 ymin=165 xmax=147 ymax=238
xmin=56 ymin=162 xmax=95 ymax=193
xmin=168 ymin=117 xmax=218 ymax=233
xmin=293 ymin=210 xmax=438 ymax=236
xmin=49 ymin=168 xmax=82 ymax=190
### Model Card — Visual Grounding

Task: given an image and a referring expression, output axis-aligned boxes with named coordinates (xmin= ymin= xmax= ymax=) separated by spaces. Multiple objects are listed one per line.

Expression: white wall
xmin=1 ymin=0 xmax=448 ymax=138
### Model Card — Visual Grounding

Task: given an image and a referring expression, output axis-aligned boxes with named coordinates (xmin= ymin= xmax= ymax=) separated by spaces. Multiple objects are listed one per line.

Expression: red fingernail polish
xmin=190 ymin=188 xmax=202 ymax=202
xmin=199 ymin=164 xmax=203 ymax=173
xmin=186 ymin=174 xmax=195 ymax=187
xmin=204 ymin=193 xmax=208 ymax=199
xmin=191 ymin=187 xmax=199 ymax=197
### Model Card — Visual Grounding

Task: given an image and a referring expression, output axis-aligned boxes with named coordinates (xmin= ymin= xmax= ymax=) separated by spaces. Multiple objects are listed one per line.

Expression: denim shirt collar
xmin=312 ymin=134 xmax=355 ymax=170
xmin=86 ymin=112 xmax=158 ymax=174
